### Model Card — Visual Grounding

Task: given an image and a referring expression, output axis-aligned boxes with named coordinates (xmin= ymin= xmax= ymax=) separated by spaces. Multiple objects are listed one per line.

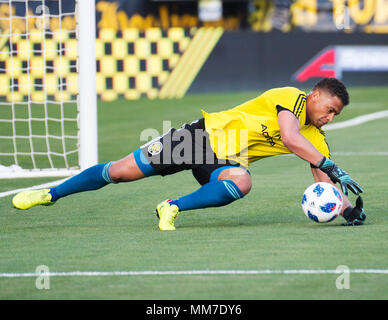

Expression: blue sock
xmin=169 ymin=180 xmax=244 ymax=211
xmin=49 ymin=162 xmax=115 ymax=201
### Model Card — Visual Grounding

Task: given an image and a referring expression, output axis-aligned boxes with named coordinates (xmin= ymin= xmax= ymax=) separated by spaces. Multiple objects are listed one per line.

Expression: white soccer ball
xmin=301 ymin=182 xmax=343 ymax=223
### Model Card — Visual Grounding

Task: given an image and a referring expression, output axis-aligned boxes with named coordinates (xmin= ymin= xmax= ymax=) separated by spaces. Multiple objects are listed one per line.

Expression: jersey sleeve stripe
xmin=292 ymin=94 xmax=302 ymax=115
xmin=293 ymin=93 xmax=306 ymax=119
xmin=296 ymin=95 xmax=306 ymax=118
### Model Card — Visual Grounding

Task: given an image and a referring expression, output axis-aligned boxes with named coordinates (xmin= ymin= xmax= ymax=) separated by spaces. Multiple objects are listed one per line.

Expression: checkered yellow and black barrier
xmin=0 ymin=27 xmax=223 ymax=102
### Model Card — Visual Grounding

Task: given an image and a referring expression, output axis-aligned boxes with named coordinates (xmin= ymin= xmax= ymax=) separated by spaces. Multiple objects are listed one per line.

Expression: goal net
xmin=0 ymin=0 xmax=97 ymax=178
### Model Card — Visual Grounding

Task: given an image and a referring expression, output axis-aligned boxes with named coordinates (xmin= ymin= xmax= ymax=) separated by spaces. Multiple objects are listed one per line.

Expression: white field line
xmin=1 ymin=111 xmax=387 ymax=199
xmin=1 ymin=269 xmax=388 ymax=278
xmin=323 ymin=110 xmax=388 ymax=130
xmin=332 ymin=151 xmax=388 ymax=156
xmin=282 ymin=151 xmax=388 ymax=157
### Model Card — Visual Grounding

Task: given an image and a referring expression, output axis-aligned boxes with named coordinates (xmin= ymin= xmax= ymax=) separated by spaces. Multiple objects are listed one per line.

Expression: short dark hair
xmin=313 ymin=77 xmax=349 ymax=106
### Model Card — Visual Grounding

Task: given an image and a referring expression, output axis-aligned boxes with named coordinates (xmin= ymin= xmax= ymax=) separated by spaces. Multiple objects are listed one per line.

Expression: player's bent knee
xmin=108 ymin=154 xmax=145 ymax=182
xmin=233 ymin=176 xmax=252 ymax=196
xmin=217 ymin=168 xmax=252 ymax=196
xmin=107 ymin=162 xmax=124 ymax=182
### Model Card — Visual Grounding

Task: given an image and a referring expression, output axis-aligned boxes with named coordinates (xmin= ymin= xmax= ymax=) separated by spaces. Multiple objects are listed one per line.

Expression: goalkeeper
xmin=12 ymin=77 xmax=365 ymax=230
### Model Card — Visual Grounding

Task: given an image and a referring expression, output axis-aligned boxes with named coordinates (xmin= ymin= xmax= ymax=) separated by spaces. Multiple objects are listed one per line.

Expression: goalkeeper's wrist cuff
xmin=318 ymin=156 xmax=336 ymax=170
xmin=311 ymin=156 xmax=328 ymax=169
xmin=317 ymin=156 xmax=328 ymax=168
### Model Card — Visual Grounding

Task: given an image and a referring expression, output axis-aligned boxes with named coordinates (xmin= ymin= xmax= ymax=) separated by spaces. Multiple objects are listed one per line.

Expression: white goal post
xmin=0 ymin=0 xmax=97 ymax=178
xmin=77 ymin=0 xmax=98 ymax=175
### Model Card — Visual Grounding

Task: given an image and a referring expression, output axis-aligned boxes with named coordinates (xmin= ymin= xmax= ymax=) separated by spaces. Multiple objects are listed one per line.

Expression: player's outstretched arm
xmin=278 ymin=110 xmax=323 ymax=165
xmin=277 ymin=110 xmax=363 ymax=196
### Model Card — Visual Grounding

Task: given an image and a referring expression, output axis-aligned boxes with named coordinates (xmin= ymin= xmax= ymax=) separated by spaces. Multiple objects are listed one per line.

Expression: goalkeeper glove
xmin=342 ymin=196 xmax=366 ymax=226
xmin=317 ymin=157 xmax=363 ymax=196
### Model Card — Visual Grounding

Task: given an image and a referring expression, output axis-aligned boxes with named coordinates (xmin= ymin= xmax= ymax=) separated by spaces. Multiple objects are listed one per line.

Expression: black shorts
xmin=139 ymin=118 xmax=244 ymax=185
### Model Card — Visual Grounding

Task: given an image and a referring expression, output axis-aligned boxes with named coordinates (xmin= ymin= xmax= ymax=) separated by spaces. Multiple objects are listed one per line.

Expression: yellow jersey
xmin=202 ymin=87 xmax=330 ymax=168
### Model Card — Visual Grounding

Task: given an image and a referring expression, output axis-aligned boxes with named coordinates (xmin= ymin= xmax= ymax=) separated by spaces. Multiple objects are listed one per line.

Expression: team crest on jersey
xmin=148 ymin=141 xmax=163 ymax=155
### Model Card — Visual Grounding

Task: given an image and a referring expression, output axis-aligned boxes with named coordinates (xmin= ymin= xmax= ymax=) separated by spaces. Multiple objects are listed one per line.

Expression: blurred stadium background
xmin=1 ymin=0 xmax=387 ymax=175
xmin=0 ymin=0 xmax=387 ymax=300
xmin=1 ymin=0 xmax=388 ymax=102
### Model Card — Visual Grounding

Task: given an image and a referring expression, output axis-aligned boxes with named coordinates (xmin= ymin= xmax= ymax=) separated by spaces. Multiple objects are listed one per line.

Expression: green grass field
xmin=0 ymin=86 xmax=387 ymax=299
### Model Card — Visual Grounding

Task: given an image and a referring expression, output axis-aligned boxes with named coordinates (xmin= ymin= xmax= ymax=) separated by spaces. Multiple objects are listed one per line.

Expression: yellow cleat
xmin=155 ymin=199 xmax=180 ymax=231
xmin=12 ymin=189 xmax=55 ymax=210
